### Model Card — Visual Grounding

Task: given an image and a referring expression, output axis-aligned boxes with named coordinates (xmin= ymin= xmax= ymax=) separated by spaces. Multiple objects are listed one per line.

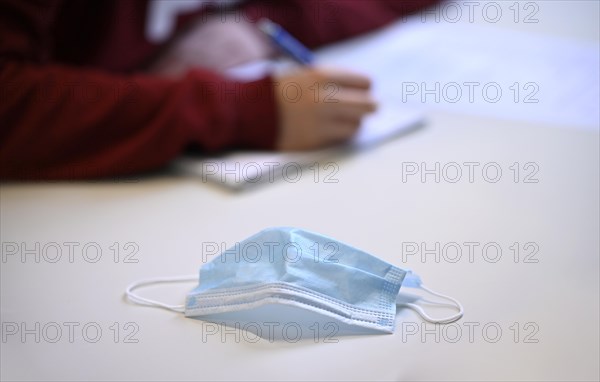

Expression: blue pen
xmin=258 ymin=18 xmax=314 ymax=65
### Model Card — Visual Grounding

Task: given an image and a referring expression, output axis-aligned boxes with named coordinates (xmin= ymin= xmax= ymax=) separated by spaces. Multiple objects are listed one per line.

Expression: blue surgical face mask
xmin=125 ymin=227 xmax=463 ymax=333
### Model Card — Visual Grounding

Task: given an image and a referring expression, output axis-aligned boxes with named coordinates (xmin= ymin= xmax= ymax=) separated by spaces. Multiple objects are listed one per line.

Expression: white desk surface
xmin=1 ymin=1 xmax=599 ymax=381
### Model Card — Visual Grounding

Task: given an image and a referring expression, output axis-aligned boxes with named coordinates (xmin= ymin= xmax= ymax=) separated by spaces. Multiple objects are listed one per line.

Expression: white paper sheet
xmin=315 ymin=17 xmax=599 ymax=130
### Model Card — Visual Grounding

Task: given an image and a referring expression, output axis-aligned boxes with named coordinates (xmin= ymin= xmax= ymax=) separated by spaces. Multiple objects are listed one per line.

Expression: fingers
xmin=319 ymin=88 xmax=378 ymax=124
xmin=333 ymin=87 xmax=378 ymax=113
xmin=274 ymin=66 xmax=377 ymax=151
xmin=317 ymin=67 xmax=372 ymax=89
xmin=318 ymin=81 xmax=376 ymax=144
xmin=310 ymin=68 xmax=377 ymax=113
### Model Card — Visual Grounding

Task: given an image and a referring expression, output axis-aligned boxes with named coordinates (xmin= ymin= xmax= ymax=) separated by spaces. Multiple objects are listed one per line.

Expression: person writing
xmin=0 ymin=0 xmax=437 ymax=180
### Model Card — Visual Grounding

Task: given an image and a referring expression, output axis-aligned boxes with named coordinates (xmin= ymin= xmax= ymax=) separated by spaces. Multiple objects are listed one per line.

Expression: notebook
xmin=175 ymin=107 xmax=424 ymax=190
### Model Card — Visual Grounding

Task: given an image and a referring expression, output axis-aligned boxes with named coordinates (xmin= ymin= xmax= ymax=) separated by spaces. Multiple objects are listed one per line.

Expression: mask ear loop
xmin=401 ymin=284 xmax=464 ymax=324
xmin=125 ymin=275 xmax=197 ymax=313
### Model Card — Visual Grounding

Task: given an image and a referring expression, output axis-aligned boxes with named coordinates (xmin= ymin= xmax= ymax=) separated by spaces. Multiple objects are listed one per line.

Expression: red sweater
xmin=0 ymin=0 xmax=437 ymax=180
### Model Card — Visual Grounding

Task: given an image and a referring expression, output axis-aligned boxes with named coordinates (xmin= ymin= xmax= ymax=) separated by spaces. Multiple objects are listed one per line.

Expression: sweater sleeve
xmin=0 ymin=0 xmax=278 ymax=180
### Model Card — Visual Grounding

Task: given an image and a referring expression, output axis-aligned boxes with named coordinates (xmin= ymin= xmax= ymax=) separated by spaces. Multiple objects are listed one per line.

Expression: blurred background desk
xmin=1 ymin=1 xmax=598 ymax=381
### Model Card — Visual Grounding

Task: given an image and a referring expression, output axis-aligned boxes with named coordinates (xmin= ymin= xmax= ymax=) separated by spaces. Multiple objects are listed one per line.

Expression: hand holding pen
xmin=259 ymin=19 xmax=378 ymax=150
